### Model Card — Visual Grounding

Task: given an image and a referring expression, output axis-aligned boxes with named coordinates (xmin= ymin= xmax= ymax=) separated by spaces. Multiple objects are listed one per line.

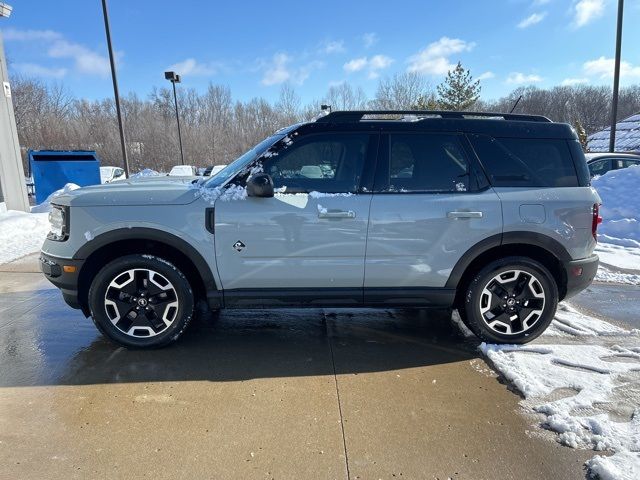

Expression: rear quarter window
xmin=469 ymin=135 xmax=579 ymax=187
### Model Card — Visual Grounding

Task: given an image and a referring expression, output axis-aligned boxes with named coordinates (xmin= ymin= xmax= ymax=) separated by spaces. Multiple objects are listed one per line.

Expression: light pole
xmin=101 ymin=0 xmax=130 ymax=176
xmin=609 ymin=0 xmax=624 ymax=153
xmin=0 ymin=2 xmax=30 ymax=212
xmin=164 ymin=71 xmax=184 ymax=165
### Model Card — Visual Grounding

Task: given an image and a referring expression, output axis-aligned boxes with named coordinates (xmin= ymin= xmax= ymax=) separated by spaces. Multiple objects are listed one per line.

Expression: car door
xmin=364 ymin=132 xmax=502 ymax=303
xmin=214 ymin=131 xmax=378 ymax=306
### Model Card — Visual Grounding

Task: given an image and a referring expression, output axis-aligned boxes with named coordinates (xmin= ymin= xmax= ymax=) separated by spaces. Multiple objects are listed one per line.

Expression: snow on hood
xmin=31 ymin=183 xmax=80 ymax=213
xmin=51 ymin=177 xmax=202 ymax=207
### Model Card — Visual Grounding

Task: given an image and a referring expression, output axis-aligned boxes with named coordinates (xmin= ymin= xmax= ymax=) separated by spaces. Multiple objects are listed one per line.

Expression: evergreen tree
xmin=574 ymin=120 xmax=589 ymax=151
xmin=436 ymin=62 xmax=481 ymax=111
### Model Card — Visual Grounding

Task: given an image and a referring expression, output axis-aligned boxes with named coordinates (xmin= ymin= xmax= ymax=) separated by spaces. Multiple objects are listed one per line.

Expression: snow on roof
xmin=587 ymin=113 xmax=640 ymax=152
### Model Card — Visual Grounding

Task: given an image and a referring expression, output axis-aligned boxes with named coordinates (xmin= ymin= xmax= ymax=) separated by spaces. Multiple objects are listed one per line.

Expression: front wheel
xmin=88 ymin=254 xmax=194 ymax=348
xmin=460 ymin=257 xmax=558 ymax=344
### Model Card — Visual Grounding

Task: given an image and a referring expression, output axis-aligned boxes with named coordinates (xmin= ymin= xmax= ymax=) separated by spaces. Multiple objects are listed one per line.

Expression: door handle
xmin=318 ymin=210 xmax=356 ymax=219
xmin=447 ymin=211 xmax=483 ymax=219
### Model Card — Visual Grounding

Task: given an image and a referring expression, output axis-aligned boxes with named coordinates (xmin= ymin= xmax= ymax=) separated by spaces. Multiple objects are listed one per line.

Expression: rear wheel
xmin=88 ymin=254 xmax=194 ymax=348
xmin=460 ymin=257 xmax=558 ymax=344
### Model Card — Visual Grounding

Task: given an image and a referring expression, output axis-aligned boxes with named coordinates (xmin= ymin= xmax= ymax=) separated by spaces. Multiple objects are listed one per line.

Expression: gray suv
xmin=40 ymin=110 xmax=601 ymax=348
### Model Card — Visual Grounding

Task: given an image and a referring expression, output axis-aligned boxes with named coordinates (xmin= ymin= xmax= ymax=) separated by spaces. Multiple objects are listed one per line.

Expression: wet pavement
xmin=570 ymin=282 xmax=639 ymax=331
xmin=0 ymin=255 xmax=594 ymax=479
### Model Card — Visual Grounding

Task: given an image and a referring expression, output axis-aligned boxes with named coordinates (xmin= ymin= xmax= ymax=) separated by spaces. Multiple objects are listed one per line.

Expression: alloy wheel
xmin=104 ymin=268 xmax=179 ymax=338
xmin=478 ymin=269 xmax=546 ymax=335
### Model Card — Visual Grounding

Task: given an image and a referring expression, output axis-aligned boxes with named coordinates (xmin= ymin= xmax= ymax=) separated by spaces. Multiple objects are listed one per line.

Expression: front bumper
xmin=563 ymin=254 xmax=599 ymax=299
xmin=40 ymin=252 xmax=84 ymax=310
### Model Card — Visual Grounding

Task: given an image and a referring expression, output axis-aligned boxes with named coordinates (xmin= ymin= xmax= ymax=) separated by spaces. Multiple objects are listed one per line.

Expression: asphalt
xmin=0 ymin=255 xmax=596 ymax=479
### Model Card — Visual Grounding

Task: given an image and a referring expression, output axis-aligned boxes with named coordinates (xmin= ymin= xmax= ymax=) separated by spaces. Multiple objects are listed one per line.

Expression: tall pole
xmin=609 ymin=0 xmax=624 ymax=153
xmin=101 ymin=0 xmax=130 ymax=175
xmin=171 ymin=81 xmax=185 ymax=165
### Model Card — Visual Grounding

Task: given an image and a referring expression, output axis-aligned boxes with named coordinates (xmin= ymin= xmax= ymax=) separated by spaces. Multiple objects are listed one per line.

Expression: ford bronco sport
xmin=40 ymin=110 xmax=601 ymax=348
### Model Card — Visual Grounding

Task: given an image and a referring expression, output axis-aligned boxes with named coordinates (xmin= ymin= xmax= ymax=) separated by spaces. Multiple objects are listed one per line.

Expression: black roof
xmin=305 ymin=110 xmax=576 ymax=139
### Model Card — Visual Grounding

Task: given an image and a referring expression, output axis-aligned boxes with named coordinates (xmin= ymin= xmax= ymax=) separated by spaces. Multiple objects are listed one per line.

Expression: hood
xmin=53 ymin=177 xmax=202 ymax=207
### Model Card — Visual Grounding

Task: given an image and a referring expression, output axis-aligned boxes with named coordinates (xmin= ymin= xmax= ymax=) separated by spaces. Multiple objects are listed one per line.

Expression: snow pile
xmin=596 ymin=266 xmax=640 ymax=286
xmin=0 ymin=210 xmax=49 ymax=264
xmin=592 ymin=165 xmax=640 ymax=248
xmin=478 ymin=305 xmax=640 ymax=478
xmin=130 ymin=168 xmax=160 ymax=179
xmin=30 ymin=183 xmax=80 ymax=213
xmin=587 ymin=452 xmax=640 ymax=480
xmin=596 ymin=242 xmax=640 ymax=271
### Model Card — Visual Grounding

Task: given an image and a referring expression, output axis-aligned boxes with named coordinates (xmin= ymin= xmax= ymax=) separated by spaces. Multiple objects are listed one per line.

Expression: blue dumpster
xmin=29 ymin=150 xmax=101 ymax=204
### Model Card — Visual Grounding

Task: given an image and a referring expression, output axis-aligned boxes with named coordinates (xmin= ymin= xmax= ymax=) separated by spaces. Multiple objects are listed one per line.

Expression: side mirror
xmin=246 ymin=173 xmax=274 ymax=198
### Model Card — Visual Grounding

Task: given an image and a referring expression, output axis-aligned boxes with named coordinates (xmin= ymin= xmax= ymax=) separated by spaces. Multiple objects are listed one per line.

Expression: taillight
xmin=592 ymin=203 xmax=602 ymax=241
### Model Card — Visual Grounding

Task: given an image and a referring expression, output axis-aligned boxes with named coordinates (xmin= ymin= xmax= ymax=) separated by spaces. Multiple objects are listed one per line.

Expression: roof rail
xmin=315 ymin=110 xmax=552 ymax=123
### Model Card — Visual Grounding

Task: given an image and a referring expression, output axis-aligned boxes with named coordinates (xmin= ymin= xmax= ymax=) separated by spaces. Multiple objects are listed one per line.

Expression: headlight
xmin=48 ymin=205 xmax=68 ymax=241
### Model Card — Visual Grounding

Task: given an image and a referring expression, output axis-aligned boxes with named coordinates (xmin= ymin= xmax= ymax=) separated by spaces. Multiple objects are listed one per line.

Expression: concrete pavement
xmin=0 ymin=255 xmax=593 ymax=479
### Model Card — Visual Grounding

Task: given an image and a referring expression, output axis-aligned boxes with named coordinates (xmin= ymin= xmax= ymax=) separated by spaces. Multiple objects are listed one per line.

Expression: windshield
xmin=204 ymin=133 xmax=285 ymax=187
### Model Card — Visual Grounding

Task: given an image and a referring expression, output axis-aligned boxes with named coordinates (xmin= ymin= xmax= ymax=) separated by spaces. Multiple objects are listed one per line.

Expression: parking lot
xmin=0 ymin=254 xmax=596 ymax=480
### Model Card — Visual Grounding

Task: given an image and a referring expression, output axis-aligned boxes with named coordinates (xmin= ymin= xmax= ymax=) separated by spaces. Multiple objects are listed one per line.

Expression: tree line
xmin=11 ymin=68 xmax=640 ymax=174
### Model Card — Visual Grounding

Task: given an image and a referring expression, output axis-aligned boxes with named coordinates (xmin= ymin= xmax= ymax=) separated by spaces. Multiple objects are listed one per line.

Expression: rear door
xmin=364 ymin=132 xmax=502 ymax=301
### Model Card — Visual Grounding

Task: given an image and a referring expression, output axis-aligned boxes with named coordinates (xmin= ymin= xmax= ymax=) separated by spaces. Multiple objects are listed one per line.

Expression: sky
xmin=2 ymin=0 xmax=640 ymax=104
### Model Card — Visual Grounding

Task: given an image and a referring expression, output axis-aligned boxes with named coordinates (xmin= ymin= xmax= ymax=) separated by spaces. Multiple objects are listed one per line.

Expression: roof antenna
xmin=510 ymin=95 xmax=523 ymax=113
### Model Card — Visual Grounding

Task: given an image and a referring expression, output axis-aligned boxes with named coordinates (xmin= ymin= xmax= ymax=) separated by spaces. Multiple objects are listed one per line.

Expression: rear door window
xmin=378 ymin=133 xmax=471 ymax=192
xmin=616 ymin=158 xmax=640 ymax=169
xmin=589 ymin=159 xmax=612 ymax=176
xmin=469 ymin=135 xmax=579 ymax=187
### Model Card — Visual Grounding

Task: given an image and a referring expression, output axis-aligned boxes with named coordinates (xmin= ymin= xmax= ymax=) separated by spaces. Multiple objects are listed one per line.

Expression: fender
xmin=445 ymin=231 xmax=571 ymax=289
xmin=74 ymin=227 xmax=218 ymax=295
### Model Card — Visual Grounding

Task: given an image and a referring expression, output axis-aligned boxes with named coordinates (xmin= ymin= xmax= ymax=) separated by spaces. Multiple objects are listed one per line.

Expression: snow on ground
xmin=596 ymin=242 xmax=640 ymax=271
xmin=592 ymin=165 xmax=640 ymax=248
xmin=0 ymin=210 xmax=49 ymax=264
xmin=475 ymin=303 xmax=640 ymax=479
xmin=596 ymin=265 xmax=640 ymax=286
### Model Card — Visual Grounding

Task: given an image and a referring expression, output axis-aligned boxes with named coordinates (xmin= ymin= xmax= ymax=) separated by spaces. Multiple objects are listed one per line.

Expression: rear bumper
xmin=40 ymin=252 xmax=84 ymax=310
xmin=563 ymin=254 xmax=599 ymax=299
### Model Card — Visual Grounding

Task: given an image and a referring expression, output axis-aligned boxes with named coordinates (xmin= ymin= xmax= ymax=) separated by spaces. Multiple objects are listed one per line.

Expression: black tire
xmin=460 ymin=256 xmax=558 ymax=344
xmin=88 ymin=254 xmax=194 ymax=348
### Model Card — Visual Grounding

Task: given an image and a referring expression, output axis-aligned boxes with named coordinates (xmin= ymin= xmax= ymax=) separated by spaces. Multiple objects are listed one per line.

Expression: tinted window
xmin=261 ymin=134 xmax=369 ymax=193
xmin=589 ymin=159 xmax=612 ymax=176
xmin=469 ymin=135 xmax=578 ymax=187
xmin=381 ymin=134 xmax=470 ymax=192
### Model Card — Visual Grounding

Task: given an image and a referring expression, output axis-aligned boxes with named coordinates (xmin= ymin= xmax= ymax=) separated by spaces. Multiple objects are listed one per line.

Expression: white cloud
xmin=477 ymin=71 xmax=495 ymax=81
xmin=573 ymin=0 xmax=607 ymax=28
xmin=11 ymin=63 xmax=67 ymax=78
xmin=48 ymin=40 xmax=111 ymax=76
xmin=362 ymin=32 xmax=378 ymax=48
xmin=506 ymin=72 xmax=543 ymax=84
xmin=344 ymin=57 xmax=368 ymax=73
xmin=583 ymin=56 xmax=640 ymax=79
xmin=261 ymin=53 xmax=322 ymax=86
xmin=4 ymin=28 xmax=112 ymax=77
xmin=3 ymin=28 xmax=61 ymax=42
xmin=343 ymin=55 xmax=393 ymax=79
xmin=321 ymin=40 xmax=345 ymax=54
xmin=262 ymin=53 xmax=292 ymax=85
xmin=561 ymin=77 xmax=589 ymax=85
xmin=166 ymin=58 xmax=219 ymax=76
xmin=518 ymin=12 xmax=547 ymax=28
xmin=406 ymin=37 xmax=475 ymax=75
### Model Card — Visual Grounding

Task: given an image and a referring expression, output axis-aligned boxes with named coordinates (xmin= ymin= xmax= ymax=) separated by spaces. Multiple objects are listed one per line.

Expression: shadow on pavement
xmin=0 ymin=289 xmax=479 ymax=388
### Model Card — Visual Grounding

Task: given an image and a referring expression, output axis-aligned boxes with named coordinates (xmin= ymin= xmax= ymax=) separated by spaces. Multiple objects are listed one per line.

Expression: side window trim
xmin=373 ymin=131 xmax=480 ymax=194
